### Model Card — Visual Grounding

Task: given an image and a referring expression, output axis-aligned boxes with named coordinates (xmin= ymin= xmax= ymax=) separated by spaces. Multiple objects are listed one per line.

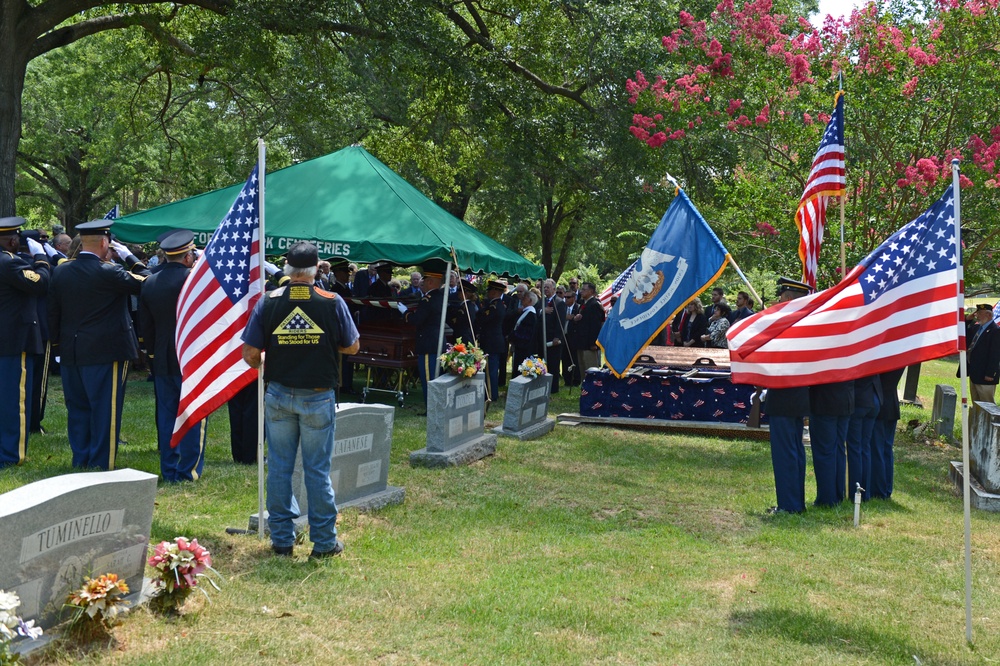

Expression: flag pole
xmin=952 ymin=159 xmax=973 ymax=643
xmin=839 ymin=79 xmax=847 ymax=281
xmin=256 ymin=138 xmax=267 ymax=540
xmin=725 ymin=253 xmax=763 ymax=310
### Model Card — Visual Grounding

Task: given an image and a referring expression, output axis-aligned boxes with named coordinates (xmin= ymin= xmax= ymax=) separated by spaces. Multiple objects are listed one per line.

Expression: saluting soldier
xmin=49 ymin=219 xmax=149 ymax=470
xmin=328 ymin=258 xmax=356 ymax=395
xmin=0 ymin=217 xmax=50 ymax=468
xmin=139 ymin=230 xmax=207 ymax=482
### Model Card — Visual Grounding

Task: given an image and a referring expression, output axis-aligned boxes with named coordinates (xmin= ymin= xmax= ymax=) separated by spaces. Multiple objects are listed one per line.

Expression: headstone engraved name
xmin=292 ymin=403 xmax=405 ymax=513
xmin=249 ymin=403 xmax=405 ymax=532
xmin=494 ymin=373 xmax=555 ymax=440
xmin=0 ymin=469 xmax=157 ymax=630
xmin=411 ymin=373 xmax=497 ymax=467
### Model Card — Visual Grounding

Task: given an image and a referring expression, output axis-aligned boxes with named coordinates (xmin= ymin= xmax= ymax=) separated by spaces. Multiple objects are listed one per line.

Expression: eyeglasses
xmin=556 ymin=290 xmax=564 ymax=295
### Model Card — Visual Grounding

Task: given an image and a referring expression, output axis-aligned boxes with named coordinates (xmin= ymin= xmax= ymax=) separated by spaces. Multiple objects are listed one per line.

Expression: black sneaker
xmin=272 ymin=545 xmax=294 ymax=557
xmin=309 ymin=540 xmax=344 ymax=560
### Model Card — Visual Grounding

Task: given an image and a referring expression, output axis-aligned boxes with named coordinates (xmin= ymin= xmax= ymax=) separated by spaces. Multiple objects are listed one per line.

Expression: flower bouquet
xmin=1 ymin=590 xmax=42 ymax=665
xmin=518 ymin=355 xmax=548 ymax=379
xmin=147 ymin=537 xmax=221 ymax=614
xmin=438 ymin=339 xmax=485 ymax=378
xmin=64 ymin=573 xmax=130 ymax=641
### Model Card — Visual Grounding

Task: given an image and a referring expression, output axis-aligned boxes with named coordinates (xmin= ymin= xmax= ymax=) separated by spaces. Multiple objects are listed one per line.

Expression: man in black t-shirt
xmin=242 ymin=242 xmax=359 ymax=560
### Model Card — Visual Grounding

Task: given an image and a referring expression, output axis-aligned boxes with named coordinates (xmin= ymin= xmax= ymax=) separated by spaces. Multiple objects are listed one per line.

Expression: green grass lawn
xmin=3 ymin=362 xmax=999 ymax=665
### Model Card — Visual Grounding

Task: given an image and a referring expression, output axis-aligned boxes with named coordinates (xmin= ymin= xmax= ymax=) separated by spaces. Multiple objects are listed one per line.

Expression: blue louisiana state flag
xmin=598 ymin=190 xmax=730 ymax=377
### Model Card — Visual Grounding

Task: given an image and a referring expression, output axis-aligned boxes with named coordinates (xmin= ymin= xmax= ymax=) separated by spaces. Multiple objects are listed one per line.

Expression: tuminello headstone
xmin=0 ymin=469 xmax=157 ymax=630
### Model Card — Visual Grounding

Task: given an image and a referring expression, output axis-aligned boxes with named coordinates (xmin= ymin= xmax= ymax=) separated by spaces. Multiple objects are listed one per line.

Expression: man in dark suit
xmin=540 ymin=278 xmax=567 ymax=393
xmin=49 ymin=218 xmax=149 ymax=470
xmin=475 ymin=280 xmax=507 ymax=401
xmin=139 ymin=230 xmax=208 ymax=482
xmin=0 ymin=218 xmax=50 ymax=468
xmin=964 ymin=303 xmax=1000 ymax=403
xmin=401 ymin=264 xmax=448 ymax=410
xmin=574 ymin=281 xmax=605 ymax=372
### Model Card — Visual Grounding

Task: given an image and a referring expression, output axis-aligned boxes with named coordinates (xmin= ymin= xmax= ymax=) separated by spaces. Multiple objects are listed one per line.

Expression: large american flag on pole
xmin=728 ymin=185 xmax=960 ymax=388
xmin=171 ymin=165 xmax=262 ymax=447
xmin=598 ymin=260 xmax=637 ymax=311
xmin=796 ymin=92 xmax=846 ymax=290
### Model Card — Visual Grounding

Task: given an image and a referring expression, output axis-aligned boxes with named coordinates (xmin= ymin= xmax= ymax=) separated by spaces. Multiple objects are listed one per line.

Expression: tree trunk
xmin=0 ymin=4 xmax=30 ymax=217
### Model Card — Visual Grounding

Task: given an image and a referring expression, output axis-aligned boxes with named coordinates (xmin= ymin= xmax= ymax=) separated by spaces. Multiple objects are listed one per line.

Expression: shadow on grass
xmin=728 ymin=607 xmax=963 ymax=666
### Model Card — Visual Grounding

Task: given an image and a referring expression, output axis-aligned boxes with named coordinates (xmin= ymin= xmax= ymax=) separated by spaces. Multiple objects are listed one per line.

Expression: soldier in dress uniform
xmin=139 ymin=230 xmax=208 ymax=482
xmin=48 ymin=218 xmax=149 ymax=470
xmin=764 ymin=276 xmax=812 ymax=514
xmin=0 ymin=217 xmax=50 ymax=468
xmin=475 ymin=280 xmax=507 ymax=401
xmin=328 ymin=258 xmax=356 ymax=395
xmin=18 ymin=229 xmax=56 ymax=434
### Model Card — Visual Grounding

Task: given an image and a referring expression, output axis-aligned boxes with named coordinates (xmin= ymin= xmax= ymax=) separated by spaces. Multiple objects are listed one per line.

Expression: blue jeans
xmin=811 ymin=414 xmax=849 ymax=506
xmin=264 ymin=382 xmax=339 ymax=552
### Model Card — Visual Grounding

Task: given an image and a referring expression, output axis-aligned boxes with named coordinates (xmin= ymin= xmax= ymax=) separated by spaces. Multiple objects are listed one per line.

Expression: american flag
xmin=728 ymin=185 xmax=960 ymax=388
xmin=796 ymin=92 xmax=846 ymax=290
xmin=598 ymin=260 xmax=637 ymax=311
xmin=171 ymin=165 xmax=262 ymax=447
xmin=104 ymin=205 xmax=120 ymax=220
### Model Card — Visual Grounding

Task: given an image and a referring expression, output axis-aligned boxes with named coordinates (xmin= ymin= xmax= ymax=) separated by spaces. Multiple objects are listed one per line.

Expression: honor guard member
xmin=328 ymin=258 xmax=356 ymax=394
xmin=139 ymin=230 xmax=207 ymax=482
xmin=18 ymin=228 xmax=56 ymax=434
xmin=399 ymin=261 xmax=449 ymax=411
xmin=0 ymin=218 xmax=50 ymax=468
xmin=764 ymin=277 xmax=812 ymax=514
xmin=475 ymin=280 xmax=507 ymax=401
xmin=241 ymin=242 xmax=360 ymax=559
xmin=49 ymin=218 xmax=149 ymax=470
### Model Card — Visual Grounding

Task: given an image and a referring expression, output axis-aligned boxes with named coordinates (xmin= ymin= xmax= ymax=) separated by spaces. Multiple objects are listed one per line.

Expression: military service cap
xmin=76 ymin=219 xmax=115 ymax=236
xmin=776 ymin=276 xmax=811 ymax=297
xmin=0 ymin=216 xmax=26 ymax=235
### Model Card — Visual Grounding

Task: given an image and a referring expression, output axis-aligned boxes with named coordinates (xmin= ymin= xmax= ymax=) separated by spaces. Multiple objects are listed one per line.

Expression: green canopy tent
xmin=113 ymin=145 xmax=544 ymax=279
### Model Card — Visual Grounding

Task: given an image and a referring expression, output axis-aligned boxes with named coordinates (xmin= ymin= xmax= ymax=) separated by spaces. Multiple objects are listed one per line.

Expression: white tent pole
xmin=257 ymin=138 xmax=267 ymax=541
xmin=952 ymin=159 xmax=972 ymax=644
xmin=436 ymin=261 xmax=452 ymax=367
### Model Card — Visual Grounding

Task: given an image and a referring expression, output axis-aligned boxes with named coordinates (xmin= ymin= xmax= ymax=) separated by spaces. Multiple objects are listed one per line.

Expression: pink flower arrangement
xmin=147 ymin=537 xmax=220 ymax=612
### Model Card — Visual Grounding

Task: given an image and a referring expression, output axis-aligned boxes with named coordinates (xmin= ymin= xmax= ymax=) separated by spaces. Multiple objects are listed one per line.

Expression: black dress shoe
xmin=272 ymin=545 xmax=294 ymax=556
xmin=309 ymin=540 xmax=344 ymax=560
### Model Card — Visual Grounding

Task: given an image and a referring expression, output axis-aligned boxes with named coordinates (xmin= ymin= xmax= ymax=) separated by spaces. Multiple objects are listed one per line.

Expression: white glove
xmin=25 ymin=237 xmax=44 ymax=256
xmin=43 ymin=242 xmax=58 ymax=258
xmin=109 ymin=240 xmax=131 ymax=261
xmin=264 ymin=261 xmax=281 ymax=276
xmin=396 ymin=302 xmax=408 ymax=314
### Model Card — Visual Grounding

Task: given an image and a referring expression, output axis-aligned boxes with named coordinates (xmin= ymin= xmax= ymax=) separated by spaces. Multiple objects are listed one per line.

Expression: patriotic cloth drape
xmin=796 ymin=92 xmax=846 ymax=290
xmin=171 ymin=165 xmax=262 ymax=447
xmin=728 ymin=185 xmax=960 ymax=388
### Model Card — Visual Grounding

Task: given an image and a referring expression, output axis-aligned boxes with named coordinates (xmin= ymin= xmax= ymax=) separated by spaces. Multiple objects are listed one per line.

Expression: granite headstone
xmin=494 ymin=373 xmax=555 ymax=440
xmin=411 ymin=373 xmax=497 ymax=467
xmin=969 ymin=399 xmax=1000 ymax=494
xmin=932 ymin=384 xmax=956 ymax=440
xmin=0 ymin=469 xmax=157 ymax=630
xmin=249 ymin=403 xmax=405 ymax=532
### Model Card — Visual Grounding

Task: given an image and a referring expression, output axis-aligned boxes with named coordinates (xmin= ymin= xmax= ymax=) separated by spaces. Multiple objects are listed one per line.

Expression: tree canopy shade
xmin=113 ymin=145 xmax=545 ymax=279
